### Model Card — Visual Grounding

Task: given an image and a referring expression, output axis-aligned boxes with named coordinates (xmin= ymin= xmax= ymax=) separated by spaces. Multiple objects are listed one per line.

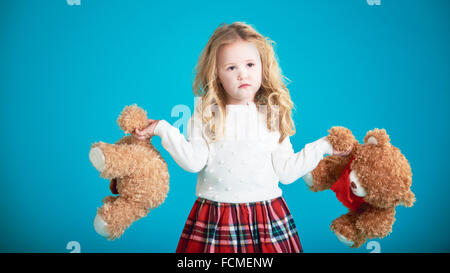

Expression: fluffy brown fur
xmin=90 ymin=104 xmax=169 ymax=240
xmin=308 ymin=127 xmax=414 ymax=248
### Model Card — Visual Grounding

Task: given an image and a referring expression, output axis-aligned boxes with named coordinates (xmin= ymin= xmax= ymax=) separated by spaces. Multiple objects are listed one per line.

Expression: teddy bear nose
xmin=350 ymin=182 xmax=357 ymax=189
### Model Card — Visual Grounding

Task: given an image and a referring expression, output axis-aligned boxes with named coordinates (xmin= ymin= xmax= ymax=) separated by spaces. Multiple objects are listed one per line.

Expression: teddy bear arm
xmin=309 ymin=155 xmax=350 ymax=192
xmin=356 ymin=205 xmax=396 ymax=239
xmin=98 ymin=197 xmax=150 ymax=240
xmin=330 ymin=211 xmax=367 ymax=248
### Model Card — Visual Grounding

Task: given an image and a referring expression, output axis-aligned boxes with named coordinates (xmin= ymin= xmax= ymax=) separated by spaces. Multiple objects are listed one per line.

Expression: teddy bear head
xmin=349 ymin=129 xmax=415 ymax=209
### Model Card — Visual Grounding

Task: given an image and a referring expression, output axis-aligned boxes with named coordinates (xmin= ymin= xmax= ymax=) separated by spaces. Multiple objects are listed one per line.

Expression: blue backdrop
xmin=0 ymin=0 xmax=448 ymax=253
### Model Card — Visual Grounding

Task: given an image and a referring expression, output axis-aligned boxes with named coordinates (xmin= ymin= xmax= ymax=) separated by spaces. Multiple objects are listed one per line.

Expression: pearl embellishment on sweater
xmin=153 ymin=102 xmax=334 ymax=203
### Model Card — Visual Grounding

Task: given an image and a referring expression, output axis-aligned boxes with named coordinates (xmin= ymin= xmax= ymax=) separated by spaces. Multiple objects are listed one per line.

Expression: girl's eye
xmin=227 ymin=66 xmax=235 ymax=71
xmin=247 ymin=63 xmax=255 ymax=68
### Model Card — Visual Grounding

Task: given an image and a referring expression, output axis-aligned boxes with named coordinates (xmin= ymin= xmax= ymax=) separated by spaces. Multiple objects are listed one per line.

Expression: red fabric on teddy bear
xmin=331 ymin=157 xmax=366 ymax=211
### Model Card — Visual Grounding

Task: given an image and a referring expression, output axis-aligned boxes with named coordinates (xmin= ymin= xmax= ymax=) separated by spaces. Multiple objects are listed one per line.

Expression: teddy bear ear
xmin=363 ymin=129 xmax=391 ymax=146
xmin=398 ymin=190 xmax=416 ymax=207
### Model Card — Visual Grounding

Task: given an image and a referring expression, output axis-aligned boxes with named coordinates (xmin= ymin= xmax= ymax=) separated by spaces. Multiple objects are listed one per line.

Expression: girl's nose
xmin=238 ymin=68 xmax=248 ymax=80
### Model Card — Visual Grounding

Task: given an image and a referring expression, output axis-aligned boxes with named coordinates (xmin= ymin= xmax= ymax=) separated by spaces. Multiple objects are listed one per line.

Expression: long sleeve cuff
xmin=154 ymin=119 xmax=170 ymax=138
xmin=320 ymin=136 xmax=334 ymax=155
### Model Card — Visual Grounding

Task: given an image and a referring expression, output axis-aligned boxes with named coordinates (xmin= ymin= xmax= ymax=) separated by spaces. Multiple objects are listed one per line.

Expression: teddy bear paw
xmin=93 ymin=213 xmax=110 ymax=238
xmin=335 ymin=233 xmax=354 ymax=247
xmin=302 ymin=173 xmax=314 ymax=187
xmin=89 ymin=147 xmax=105 ymax=172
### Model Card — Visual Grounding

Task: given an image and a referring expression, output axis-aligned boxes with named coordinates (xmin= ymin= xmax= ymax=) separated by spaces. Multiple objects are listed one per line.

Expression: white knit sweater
xmin=154 ymin=101 xmax=333 ymax=203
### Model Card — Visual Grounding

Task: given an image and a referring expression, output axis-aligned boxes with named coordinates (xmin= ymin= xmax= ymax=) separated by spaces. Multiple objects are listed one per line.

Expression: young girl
xmin=133 ymin=22 xmax=347 ymax=253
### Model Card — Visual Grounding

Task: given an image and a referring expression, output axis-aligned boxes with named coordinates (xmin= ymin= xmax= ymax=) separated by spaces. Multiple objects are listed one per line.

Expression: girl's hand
xmin=333 ymin=147 xmax=352 ymax=157
xmin=132 ymin=119 xmax=160 ymax=141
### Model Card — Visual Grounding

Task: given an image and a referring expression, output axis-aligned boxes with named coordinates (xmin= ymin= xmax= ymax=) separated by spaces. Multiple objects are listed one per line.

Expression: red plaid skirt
xmin=175 ymin=196 xmax=303 ymax=253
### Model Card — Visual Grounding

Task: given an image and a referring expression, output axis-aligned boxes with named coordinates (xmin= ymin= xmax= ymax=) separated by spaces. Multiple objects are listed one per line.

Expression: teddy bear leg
xmin=97 ymin=197 xmax=149 ymax=240
xmin=93 ymin=196 xmax=118 ymax=238
xmin=93 ymin=213 xmax=110 ymax=238
xmin=306 ymin=156 xmax=350 ymax=192
xmin=89 ymin=147 xmax=105 ymax=172
xmin=336 ymin=233 xmax=355 ymax=247
xmin=89 ymin=142 xmax=139 ymax=179
xmin=356 ymin=206 xmax=396 ymax=241
xmin=330 ymin=211 xmax=366 ymax=248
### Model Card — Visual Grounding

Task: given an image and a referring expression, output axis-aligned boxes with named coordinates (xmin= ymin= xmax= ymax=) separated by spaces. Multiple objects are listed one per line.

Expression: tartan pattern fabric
xmin=175 ymin=196 xmax=303 ymax=253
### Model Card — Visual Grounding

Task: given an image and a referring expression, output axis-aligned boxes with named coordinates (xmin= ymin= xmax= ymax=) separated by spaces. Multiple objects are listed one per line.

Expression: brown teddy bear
xmin=88 ymin=104 xmax=170 ymax=240
xmin=303 ymin=127 xmax=415 ymax=248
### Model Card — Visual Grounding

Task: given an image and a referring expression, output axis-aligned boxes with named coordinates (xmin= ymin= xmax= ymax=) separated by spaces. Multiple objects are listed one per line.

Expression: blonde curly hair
xmin=193 ymin=22 xmax=295 ymax=143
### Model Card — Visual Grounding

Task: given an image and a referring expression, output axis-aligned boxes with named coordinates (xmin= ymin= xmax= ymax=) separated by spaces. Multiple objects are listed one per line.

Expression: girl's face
xmin=217 ymin=39 xmax=262 ymax=105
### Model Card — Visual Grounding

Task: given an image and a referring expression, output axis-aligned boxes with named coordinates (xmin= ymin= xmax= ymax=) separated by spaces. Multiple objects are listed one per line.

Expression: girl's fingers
xmin=133 ymin=121 xmax=157 ymax=139
xmin=133 ymin=131 xmax=145 ymax=138
xmin=334 ymin=149 xmax=351 ymax=156
xmin=136 ymin=135 xmax=146 ymax=140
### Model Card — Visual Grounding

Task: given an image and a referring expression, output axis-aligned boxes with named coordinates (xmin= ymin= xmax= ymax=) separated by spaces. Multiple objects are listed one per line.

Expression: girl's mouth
xmin=239 ymin=84 xmax=250 ymax=88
